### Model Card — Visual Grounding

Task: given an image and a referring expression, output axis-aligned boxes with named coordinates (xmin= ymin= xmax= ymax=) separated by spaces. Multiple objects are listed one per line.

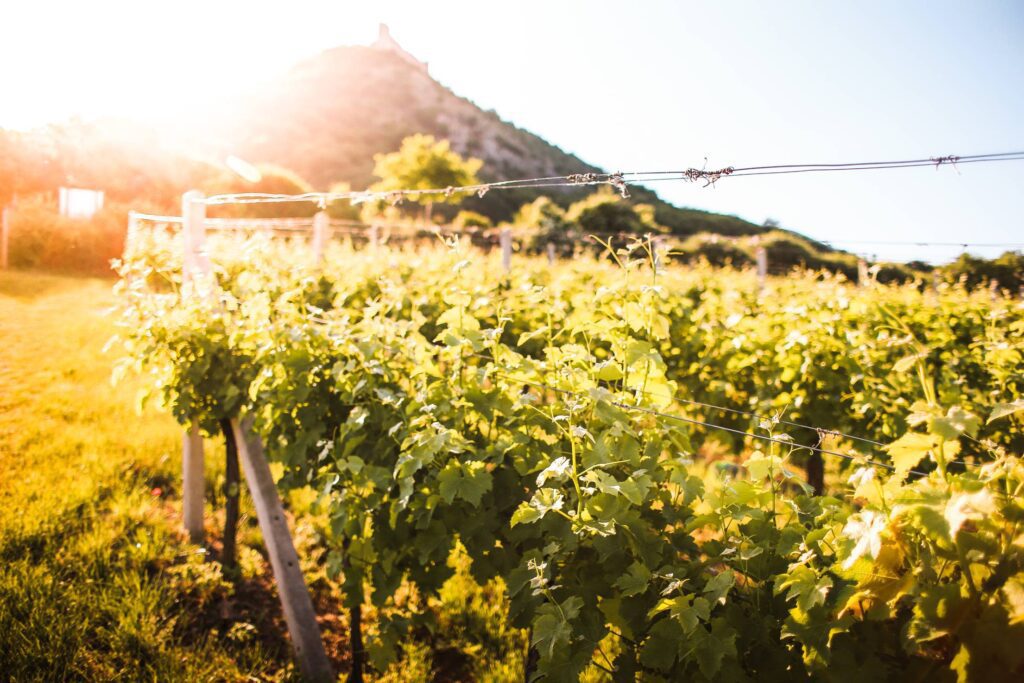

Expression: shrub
xmin=7 ymin=196 xmax=127 ymax=273
xmin=452 ymin=210 xmax=492 ymax=230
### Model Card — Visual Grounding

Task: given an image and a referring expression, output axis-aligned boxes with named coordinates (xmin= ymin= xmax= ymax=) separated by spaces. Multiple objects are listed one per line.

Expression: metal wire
xmin=478 ymin=367 xmax=923 ymax=476
xmin=199 ymin=150 xmax=1024 ymax=207
xmin=463 ymin=351 xmax=888 ymax=448
xmin=132 ymin=212 xmax=183 ymax=224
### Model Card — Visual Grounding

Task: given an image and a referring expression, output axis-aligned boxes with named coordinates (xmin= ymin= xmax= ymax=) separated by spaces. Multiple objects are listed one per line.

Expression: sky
xmin=2 ymin=0 xmax=1022 ymax=263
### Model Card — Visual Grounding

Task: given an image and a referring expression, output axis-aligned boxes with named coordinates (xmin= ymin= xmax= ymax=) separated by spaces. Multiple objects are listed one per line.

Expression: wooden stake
xmin=1 ymin=206 xmax=9 ymax=269
xmin=311 ymin=211 xmax=328 ymax=265
xmin=231 ymin=418 xmax=334 ymax=682
xmin=546 ymin=242 xmax=555 ymax=265
xmin=182 ymin=422 xmax=205 ymax=544
xmin=755 ymin=246 xmax=767 ymax=293
xmin=500 ymin=228 xmax=512 ymax=273
xmin=652 ymin=235 xmax=664 ymax=273
xmin=182 ymin=190 xmax=209 ymax=285
xmin=857 ymin=259 xmax=869 ymax=287
xmin=180 ymin=191 xmax=209 ymax=543
xmin=125 ymin=210 xmax=139 ymax=255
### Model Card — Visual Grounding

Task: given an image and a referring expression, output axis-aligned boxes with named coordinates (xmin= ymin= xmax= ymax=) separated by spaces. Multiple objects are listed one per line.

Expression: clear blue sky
xmin=3 ymin=0 xmax=1022 ymax=262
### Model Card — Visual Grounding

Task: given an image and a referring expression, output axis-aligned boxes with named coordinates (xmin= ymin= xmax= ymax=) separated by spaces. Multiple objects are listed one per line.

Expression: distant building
xmin=371 ymin=23 xmax=428 ymax=74
xmin=59 ymin=187 xmax=104 ymax=219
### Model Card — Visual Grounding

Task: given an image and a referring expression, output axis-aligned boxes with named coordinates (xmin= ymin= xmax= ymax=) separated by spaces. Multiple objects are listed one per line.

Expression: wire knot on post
xmin=930 ymin=155 xmax=960 ymax=171
xmin=683 ymin=166 xmax=735 ymax=187
xmin=608 ymin=172 xmax=630 ymax=198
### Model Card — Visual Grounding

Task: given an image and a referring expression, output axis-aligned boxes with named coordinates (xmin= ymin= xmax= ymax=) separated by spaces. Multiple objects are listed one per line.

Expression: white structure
xmin=371 ymin=23 xmax=428 ymax=74
xmin=59 ymin=187 xmax=104 ymax=219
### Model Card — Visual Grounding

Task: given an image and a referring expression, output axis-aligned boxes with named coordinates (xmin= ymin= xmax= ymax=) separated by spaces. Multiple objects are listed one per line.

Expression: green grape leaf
xmin=988 ymin=399 xmax=1024 ymax=424
xmin=649 ymin=594 xmax=710 ymax=634
xmin=437 ymin=460 xmax=492 ymax=506
xmin=510 ymin=503 xmax=543 ymax=527
xmin=930 ymin=406 xmax=981 ymax=440
xmin=614 ymin=562 xmax=651 ymax=597
xmin=745 ymin=451 xmax=782 ymax=481
xmin=536 ymin=456 xmax=572 ymax=486
xmin=775 ymin=566 xmax=832 ymax=612
xmin=511 ymin=488 xmax=564 ymax=526
xmin=532 ymin=597 xmax=582 ymax=660
xmin=1003 ymin=575 xmax=1024 ymax=625
xmin=703 ymin=570 xmax=735 ymax=605
xmin=692 ymin=618 xmax=738 ymax=679
xmin=886 ymin=432 xmax=938 ymax=477
xmin=639 ymin=618 xmax=682 ymax=672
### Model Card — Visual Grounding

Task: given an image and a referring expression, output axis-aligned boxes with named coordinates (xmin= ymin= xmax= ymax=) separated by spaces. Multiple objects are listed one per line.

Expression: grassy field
xmin=0 ymin=269 xmax=533 ymax=682
xmin=0 ymin=270 xmax=298 ymax=680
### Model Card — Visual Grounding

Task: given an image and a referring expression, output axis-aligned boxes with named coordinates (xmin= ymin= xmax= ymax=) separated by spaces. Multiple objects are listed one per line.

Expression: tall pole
xmin=500 ymin=228 xmax=512 ymax=273
xmin=1 ymin=206 xmax=9 ymax=269
xmin=756 ymin=246 xmax=767 ymax=294
xmin=311 ymin=211 xmax=328 ymax=265
xmin=180 ymin=191 xmax=208 ymax=544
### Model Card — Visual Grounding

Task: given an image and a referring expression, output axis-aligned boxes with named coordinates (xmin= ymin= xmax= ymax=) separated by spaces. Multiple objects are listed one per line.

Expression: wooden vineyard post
xmin=369 ymin=224 xmax=380 ymax=252
xmin=546 ymin=242 xmax=555 ymax=265
xmin=181 ymin=190 xmax=208 ymax=544
xmin=182 ymin=190 xmax=210 ymax=288
xmin=857 ymin=259 xmax=869 ymax=287
xmin=125 ymin=210 xmax=139 ymax=253
xmin=1 ymin=205 xmax=9 ymax=269
xmin=182 ymin=423 xmax=205 ymax=544
xmin=652 ymin=235 xmax=665 ymax=274
xmin=311 ymin=211 xmax=328 ymax=265
xmin=501 ymin=227 xmax=512 ymax=273
xmin=230 ymin=418 xmax=335 ymax=682
xmin=755 ymin=246 xmax=767 ymax=294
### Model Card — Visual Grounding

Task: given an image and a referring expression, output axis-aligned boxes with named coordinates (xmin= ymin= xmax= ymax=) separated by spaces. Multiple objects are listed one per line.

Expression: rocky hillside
xmin=194 ymin=44 xmax=766 ymax=235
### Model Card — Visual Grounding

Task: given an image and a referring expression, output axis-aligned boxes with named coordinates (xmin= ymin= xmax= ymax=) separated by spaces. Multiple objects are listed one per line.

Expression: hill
xmin=190 ymin=36 xmax=766 ymax=235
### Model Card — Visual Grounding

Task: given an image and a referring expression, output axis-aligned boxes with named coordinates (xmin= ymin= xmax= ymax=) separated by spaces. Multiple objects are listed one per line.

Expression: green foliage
xmin=115 ymin=231 xmax=1024 ymax=681
xmin=941 ymin=250 xmax=1024 ymax=292
xmin=671 ymin=233 xmax=756 ymax=268
xmin=452 ymin=210 xmax=493 ymax=230
xmin=565 ymin=187 xmax=663 ymax=236
xmin=513 ymin=197 xmax=572 ymax=251
xmin=0 ymin=271 xmax=287 ymax=681
xmin=369 ymin=134 xmax=482 ymax=212
xmin=5 ymin=196 xmax=128 ymax=274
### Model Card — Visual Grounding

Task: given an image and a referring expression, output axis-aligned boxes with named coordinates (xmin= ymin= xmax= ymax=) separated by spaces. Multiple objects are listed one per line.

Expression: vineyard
xmin=107 ymin=221 xmax=1024 ymax=682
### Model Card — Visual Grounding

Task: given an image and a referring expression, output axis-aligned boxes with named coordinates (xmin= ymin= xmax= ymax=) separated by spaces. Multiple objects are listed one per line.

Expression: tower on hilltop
xmin=371 ymin=23 xmax=429 ymax=74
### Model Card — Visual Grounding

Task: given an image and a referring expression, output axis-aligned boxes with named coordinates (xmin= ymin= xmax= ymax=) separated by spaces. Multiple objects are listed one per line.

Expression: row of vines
xmin=112 ymin=229 xmax=1024 ymax=682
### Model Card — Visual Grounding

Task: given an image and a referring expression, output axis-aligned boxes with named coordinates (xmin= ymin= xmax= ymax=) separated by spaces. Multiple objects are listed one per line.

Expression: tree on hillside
xmin=514 ymin=196 xmax=572 ymax=251
xmin=565 ymin=187 xmax=663 ymax=236
xmin=368 ymin=134 xmax=482 ymax=224
xmin=452 ymin=210 xmax=492 ymax=230
xmin=941 ymin=250 xmax=1024 ymax=291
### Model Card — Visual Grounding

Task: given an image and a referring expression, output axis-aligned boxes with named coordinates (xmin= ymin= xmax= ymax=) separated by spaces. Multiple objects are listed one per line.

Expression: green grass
xmin=0 ymin=270 xmax=300 ymax=681
xmin=0 ymin=270 xmax=546 ymax=682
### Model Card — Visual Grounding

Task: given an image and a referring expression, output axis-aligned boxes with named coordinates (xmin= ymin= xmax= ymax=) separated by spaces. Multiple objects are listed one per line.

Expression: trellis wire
xmin=199 ymin=150 xmax=1024 ymax=208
